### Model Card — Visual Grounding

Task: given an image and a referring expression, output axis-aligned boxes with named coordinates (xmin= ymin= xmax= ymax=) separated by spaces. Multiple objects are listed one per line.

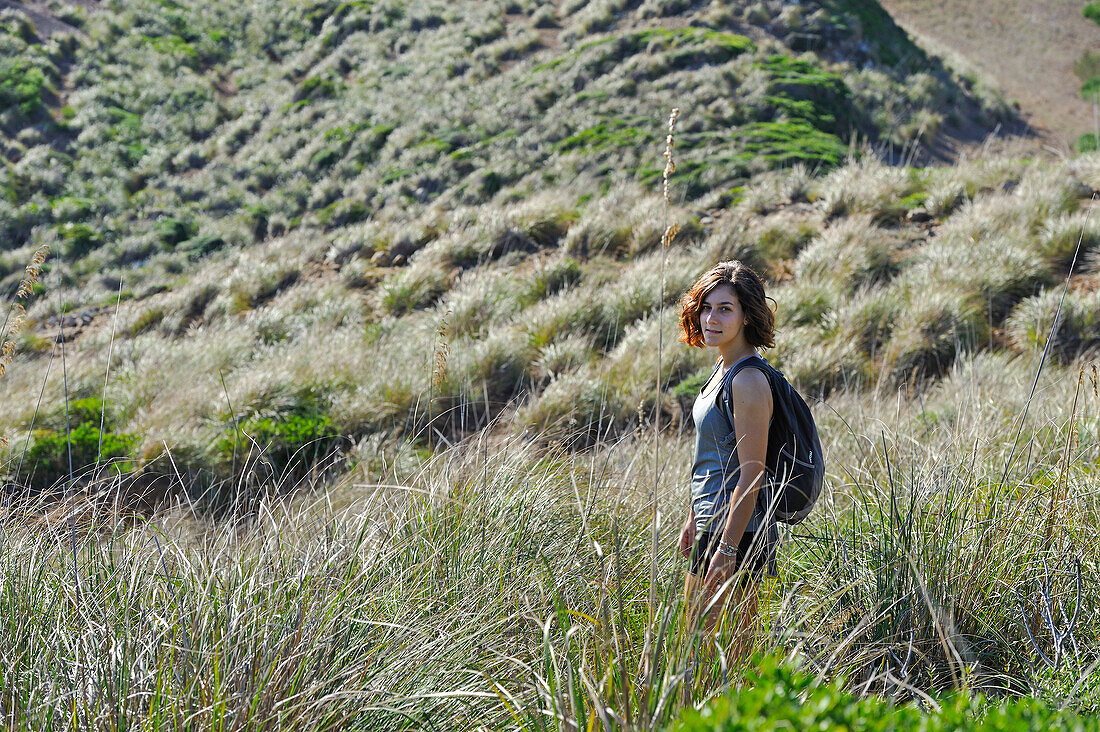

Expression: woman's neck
xmin=719 ymin=344 xmax=757 ymax=369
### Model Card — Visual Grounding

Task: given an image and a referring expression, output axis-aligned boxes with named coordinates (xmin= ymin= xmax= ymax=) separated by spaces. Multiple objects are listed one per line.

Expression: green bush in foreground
xmin=675 ymin=657 xmax=1098 ymax=731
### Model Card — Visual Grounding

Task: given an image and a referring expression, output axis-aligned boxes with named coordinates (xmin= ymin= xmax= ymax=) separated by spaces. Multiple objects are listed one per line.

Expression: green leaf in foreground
xmin=675 ymin=656 xmax=1100 ymax=731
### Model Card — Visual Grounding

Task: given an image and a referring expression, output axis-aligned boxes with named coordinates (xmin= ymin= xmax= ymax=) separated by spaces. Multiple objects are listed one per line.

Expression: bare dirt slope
xmin=879 ymin=0 xmax=1100 ymax=149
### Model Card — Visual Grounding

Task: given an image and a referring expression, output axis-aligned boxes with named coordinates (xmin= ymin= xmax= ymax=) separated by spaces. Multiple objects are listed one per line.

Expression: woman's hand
xmin=704 ymin=549 xmax=738 ymax=596
xmin=679 ymin=514 xmax=696 ymax=558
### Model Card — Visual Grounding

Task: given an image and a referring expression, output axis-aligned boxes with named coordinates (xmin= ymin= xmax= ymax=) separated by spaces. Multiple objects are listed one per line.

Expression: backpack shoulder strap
xmin=717 ymin=354 xmax=772 ymax=430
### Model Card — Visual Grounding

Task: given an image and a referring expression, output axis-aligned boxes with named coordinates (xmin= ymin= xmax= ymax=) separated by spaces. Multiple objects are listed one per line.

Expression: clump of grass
xmin=516 ymin=369 xmax=629 ymax=444
xmin=794 ymin=215 xmax=900 ymax=290
xmin=815 ymin=157 xmax=924 ymax=223
xmin=772 ymin=323 xmax=872 ymax=395
xmin=753 ymin=215 xmax=818 ymax=270
xmin=737 ymin=165 xmax=815 ymax=215
xmin=446 ymin=328 xmax=534 ymax=410
xmin=830 ymin=284 xmax=901 ymax=357
xmin=443 ymin=268 xmax=520 ymax=338
xmin=922 ymin=177 xmax=968 ymax=219
xmin=377 ymin=260 xmax=453 ymax=315
xmin=1036 ymin=212 xmax=1100 ymax=270
xmin=772 ymin=277 xmax=846 ymax=329
xmin=520 ymin=255 xmax=583 ymax=305
xmin=1005 ymin=287 xmax=1100 ymax=362
xmin=880 ymin=285 xmax=984 ymax=383
xmin=531 ymin=332 xmax=596 ymax=383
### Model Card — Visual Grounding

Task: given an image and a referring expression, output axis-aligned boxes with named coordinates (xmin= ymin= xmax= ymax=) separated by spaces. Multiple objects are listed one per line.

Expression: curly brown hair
xmin=679 ymin=261 xmax=775 ymax=349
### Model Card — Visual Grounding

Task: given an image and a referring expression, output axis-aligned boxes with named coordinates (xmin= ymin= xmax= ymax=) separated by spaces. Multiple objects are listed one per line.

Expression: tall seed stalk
xmin=429 ymin=308 xmax=451 ymax=442
xmin=646 ymin=107 xmax=680 ymax=686
xmin=0 ymin=244 xmax=49 ymax=449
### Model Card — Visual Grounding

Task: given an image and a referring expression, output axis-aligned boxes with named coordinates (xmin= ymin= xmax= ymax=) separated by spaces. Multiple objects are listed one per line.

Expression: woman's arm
xmin=705 ymin=368 xmax=772 ymax=582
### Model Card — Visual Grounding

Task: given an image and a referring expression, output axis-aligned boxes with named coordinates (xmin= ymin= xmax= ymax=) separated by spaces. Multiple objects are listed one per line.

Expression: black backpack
xmin=717 ymin=355 xmax=824 ymax=525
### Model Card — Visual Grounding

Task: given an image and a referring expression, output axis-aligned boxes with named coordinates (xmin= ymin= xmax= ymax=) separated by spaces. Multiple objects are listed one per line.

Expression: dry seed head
xmin=432 ymin=309 xmax=451 ymax=389
xmin=1 ymin=244 xmax=52 ymax=448
xmin=662 ymin=108 xmax=680 ymax=205
xmin=16 ymin=244 xmax=49 ymax=300
xmin=661 ymin=222 xmax=680 ymax=250
xmin=661 ymin=108 xmax=681 ymax=250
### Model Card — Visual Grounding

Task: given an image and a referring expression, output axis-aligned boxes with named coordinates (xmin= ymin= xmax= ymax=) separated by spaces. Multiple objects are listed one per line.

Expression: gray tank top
xmin=690 ymin=356 xmax=771 ymax=535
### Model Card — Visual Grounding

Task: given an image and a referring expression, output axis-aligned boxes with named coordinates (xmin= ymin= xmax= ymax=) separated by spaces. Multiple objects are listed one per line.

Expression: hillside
xmin=878 ymin=0 xmax=1100 ymax=148
xmin=0 ymin=0 xmax=1093 ymax=493
xmin=1 ymin=0 xmax=1027 ymax=485
xmin=2 ymin=1 xmax=1100 ymax=728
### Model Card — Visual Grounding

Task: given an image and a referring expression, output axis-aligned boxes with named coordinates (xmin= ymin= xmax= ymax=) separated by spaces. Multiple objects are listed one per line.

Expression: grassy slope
xmin=878 ymin=0 xmax=1100 ymax=147
xmin=0 ymin=1 xmax=1099 ymax=729
xmin=1 ymin=352 xmax=1098 ymax=728
xmin=0 ymin=0 xmax=1023 ymax=488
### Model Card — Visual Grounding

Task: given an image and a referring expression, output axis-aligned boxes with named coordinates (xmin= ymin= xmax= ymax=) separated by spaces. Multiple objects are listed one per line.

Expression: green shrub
xmin=1075 ymin=50 xmax=1100 ymax=82
xmin=1085 ymin=1 xmax=1100 ymax=25
xmin=56 ymin=222 xmax=104 ymax=259
xmin=1082 ymin=77 xmax=1100 ymax=102
xmin=1080 ymin=133 xmax=1099 ymax=153
xmin=0 ymin=57 xmax=48 ymax=121
xmin=674 ymin=656 xmax=1100 ymax=731
xmin=19 ymin=398 xmax=138 ymax=489
xmin=670 ymin=367 xmax=709 ymax=400
xmin=155 ymin=217 xmax=198 ymax=249
xmin=215 ymin=409 xmax=338 ymax=481
xmin=180 ymin=234 xmax=227 ymax=258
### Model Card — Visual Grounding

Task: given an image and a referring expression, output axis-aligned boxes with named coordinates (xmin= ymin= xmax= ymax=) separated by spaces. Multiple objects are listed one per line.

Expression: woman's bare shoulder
xmin=729 ymin=366 xmax=772 ymax=410
xmin=729 ymin=365 xmax=769 ymax=393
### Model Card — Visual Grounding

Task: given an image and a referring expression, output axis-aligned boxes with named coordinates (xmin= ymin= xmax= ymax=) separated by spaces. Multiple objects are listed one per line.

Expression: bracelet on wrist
xmin=717 ymin=540 xmax=737 ymax=557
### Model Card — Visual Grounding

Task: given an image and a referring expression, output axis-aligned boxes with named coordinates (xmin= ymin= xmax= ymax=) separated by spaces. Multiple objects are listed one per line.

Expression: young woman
xmin=677 ymin=260 xmax=778 ymax=657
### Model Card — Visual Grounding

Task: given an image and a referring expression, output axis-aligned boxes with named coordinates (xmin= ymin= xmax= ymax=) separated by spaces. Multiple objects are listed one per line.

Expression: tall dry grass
xmin=2 ymin=349 xmax=1098 ymax=729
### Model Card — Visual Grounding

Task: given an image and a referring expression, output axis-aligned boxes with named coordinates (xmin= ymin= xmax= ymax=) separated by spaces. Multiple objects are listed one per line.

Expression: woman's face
xmin=698 ymin=284 xmax=746 ymax=349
